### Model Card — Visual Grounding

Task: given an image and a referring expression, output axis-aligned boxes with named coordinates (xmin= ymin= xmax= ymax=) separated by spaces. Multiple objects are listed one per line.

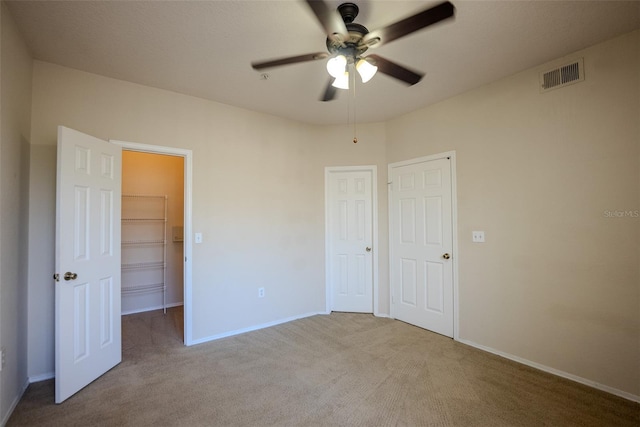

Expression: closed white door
xmin=389 ymin=156 xmax=454 ymax=337
xmin=326 ymin=167 xmax=375 ymax=313
xmin=55 ymin=126 xmax=122 ymax=403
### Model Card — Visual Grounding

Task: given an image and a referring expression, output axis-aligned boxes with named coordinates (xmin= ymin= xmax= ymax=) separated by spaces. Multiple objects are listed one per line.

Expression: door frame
xmin=111 ymin=140 xmax=194 ymax=346
xmin=388 ymin=151 xmax=460 ymax=340
xmin=324 ymin=166 xmax=379 ymax=315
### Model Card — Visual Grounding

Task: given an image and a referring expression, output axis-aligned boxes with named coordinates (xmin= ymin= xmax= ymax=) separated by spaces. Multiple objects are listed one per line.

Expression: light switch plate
xmin=472 ymin=231 xmax=485 ymax=243
xmin=195 ymin=232 xmax=203 ymax=244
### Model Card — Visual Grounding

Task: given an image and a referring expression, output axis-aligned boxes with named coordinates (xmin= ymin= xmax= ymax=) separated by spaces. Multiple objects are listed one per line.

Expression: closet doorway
xmin=113 ymin=140 xmax=193 ymax=345
xmin=121 ymin=150 xmax=185 ymax=338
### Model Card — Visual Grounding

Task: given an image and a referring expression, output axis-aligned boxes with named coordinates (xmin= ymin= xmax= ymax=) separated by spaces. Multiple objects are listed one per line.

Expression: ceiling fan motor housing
xmin=327 ymin=20 xmax=369 ymax=63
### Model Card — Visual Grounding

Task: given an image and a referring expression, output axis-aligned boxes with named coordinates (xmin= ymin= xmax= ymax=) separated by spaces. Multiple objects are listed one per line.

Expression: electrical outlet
xmin=472 ymin=231 xmax=485 ymax=243
xmin=1 ymin=348 xmax=5 ymax=371
xmin=258 ymin=287 xmax=265 ymax=298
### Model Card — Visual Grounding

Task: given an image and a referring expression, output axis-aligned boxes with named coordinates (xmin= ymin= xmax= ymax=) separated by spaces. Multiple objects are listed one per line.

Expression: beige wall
xmin=27 ymin=60 xmax=388 ymax=376
xmin=386 ymin=30 xmax=640 ymax=397
xmin=121 ymin=151 xmax=184 ymax=313
xmin=0 ymin=2 xmax=32 ymax=423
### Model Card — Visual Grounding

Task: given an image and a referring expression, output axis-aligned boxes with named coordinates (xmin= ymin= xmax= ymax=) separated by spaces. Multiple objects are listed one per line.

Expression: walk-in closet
xmin=121 ymin=151 xmax=184 ymax=324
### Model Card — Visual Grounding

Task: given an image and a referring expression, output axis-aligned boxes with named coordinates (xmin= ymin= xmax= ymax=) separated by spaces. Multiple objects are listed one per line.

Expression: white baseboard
xmin=165 ymin=302 xmax=184 ymax=309
xmin=189 ymin=311 xmax=323 ymax=346
xmin=122 ymin=302 xmax=183 ymax=316
xmin=457 ymin=338 xmax=640 ymax=403
xmin=28 ymin=372 xmax=55 ymax=383
xmin=190 ymin=311 xmax=389 ymax=347
xmin=322 ymin=311 xmax=389 ymax=318
xmin=1 ymin=378 xmax=29 ymax=426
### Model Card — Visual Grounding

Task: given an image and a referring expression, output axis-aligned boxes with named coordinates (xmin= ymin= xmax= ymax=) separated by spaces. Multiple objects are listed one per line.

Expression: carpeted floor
xmin=8 ymin=307 xmax=640 ymax=426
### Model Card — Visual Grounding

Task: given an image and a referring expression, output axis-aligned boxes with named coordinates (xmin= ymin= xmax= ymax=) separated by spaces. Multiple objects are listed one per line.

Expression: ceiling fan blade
xmin=367 ymin=55 xmax=424 ymax=86
xmin=320 ymin=78 xmax=338 ymax=102
xmin=362 ymin=1 xmax=455 ymax=48
xmin=252 ymin=52 xmax=329 ymax=70
xmin=305 ymin=0 xmax=349 ymax=42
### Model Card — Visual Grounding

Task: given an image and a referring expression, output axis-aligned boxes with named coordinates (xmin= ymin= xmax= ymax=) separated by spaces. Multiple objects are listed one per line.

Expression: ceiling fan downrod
xmin=337 ymin=2 xmax=359 ymax=23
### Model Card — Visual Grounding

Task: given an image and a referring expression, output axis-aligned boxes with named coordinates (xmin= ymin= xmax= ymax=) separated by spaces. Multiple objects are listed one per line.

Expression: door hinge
xmin=53 ymin=273 xmax=59 ymax=282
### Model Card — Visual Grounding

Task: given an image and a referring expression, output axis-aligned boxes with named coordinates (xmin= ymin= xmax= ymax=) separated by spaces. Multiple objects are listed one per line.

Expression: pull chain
xmin=352 ymin=68 xmax=358 ymax=144
xmin=347 ymin=65 xmax=351 ymax=140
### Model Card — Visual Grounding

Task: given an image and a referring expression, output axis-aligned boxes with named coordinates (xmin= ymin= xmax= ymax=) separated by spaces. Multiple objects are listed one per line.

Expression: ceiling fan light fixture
xmin=332 ymin=72 xmax=350 ymax=90
xmin=356 ymin=58 xmax=378 ymax=83
xmin=326 ymin=55 xmax=348 ymax=78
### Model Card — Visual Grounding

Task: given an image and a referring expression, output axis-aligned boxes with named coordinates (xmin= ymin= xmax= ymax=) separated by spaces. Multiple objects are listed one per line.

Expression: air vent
xmin=539 ymin=58 xmax=584 ymax=92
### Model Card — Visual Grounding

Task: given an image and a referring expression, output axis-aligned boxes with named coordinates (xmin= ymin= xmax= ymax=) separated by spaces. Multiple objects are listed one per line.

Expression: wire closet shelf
xmin=121 ymin=194 xmax=168 ymax=314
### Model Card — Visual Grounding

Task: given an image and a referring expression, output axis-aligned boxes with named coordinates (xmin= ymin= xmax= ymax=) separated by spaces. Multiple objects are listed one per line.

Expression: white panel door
xmin=326 ymin=168 xmax=374 ymax=313
xmin=390 ymin=157 xmax=453 ymax=337
xmin=55 ymin=126 xmax=122 ymax=403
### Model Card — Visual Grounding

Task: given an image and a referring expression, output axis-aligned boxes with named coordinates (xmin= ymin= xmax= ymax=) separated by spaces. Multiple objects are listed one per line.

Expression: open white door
xmin=55 ymin=126 xmax=122 ymax=403
xmin=389 ymin=155 xmax=454 ymax=337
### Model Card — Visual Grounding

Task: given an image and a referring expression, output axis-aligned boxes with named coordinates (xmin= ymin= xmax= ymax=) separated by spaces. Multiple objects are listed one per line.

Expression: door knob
xmin=366 ymin=247 xmax=372 ymax=252
xmin=442 ymin=253 xmax=451 ymax=260
xmin=64 ymin=272 xmax=78 ymax=281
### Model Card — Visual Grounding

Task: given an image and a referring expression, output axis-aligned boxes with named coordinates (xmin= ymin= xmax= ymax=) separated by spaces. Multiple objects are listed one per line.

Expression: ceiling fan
xmin=251 ymin=0 xmax=455 ymax=101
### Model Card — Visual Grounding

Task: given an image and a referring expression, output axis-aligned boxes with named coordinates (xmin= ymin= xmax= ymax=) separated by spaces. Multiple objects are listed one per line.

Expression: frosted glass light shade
xmin=326 ymin=55 xmax=347 ymax=78
xmin=356 ymin=58 xmax=378 ymax=83
xmin=332 ymin=72 xmax=349 ymax=90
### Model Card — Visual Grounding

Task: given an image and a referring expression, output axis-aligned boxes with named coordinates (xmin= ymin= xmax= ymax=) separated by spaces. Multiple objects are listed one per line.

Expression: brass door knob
xmin=64 ymin=272 xmax=78 ymax=281
xmin=442 ymin=253 xmax=451 ymax=260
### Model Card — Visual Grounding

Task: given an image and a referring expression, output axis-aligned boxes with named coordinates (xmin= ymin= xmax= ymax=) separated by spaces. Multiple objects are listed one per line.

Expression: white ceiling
xmin=6 ymin=0 xmax=640 ymax=125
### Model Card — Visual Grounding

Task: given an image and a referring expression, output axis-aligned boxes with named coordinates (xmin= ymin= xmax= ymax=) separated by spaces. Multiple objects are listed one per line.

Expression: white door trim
xmin=388 ymin=151 xmax=459 ymax=340
xmin=110 ymin=140 xmax=195 ymax=346
xmin=324 ymin=166 xmax=379 ymax=316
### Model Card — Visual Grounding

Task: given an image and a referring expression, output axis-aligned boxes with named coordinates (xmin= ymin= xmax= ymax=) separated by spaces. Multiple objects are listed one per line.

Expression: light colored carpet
xmin=9 ymin=307 xmax=640 ymax=426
